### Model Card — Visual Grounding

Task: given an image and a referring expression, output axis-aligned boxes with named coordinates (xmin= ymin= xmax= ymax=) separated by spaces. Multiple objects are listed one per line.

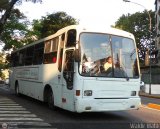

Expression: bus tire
xmin=48 ymin=89 xmax=55 ymax=110
xmin=15 ymin=82 xmax=20 ymax=96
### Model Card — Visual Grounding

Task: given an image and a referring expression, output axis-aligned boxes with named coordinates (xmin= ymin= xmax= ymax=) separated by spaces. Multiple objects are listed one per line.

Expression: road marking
xmin=0 ymin=105 xmax=22 ymax=108
xmin=0 ymin=101 xmax=17 ymax=104
xmin=0 ymin=96 xmax=52 ymax=128
xmin=0 ymin=87 xmax=52 ymax=128
xmin=0 ymin=117 xmax=43 ymax=121
xmin=0 ymin=104 xmax=20 ymax=106
xmin=0 ymin=107 xmax=26 ymax=110
xmin=147 ymin=103 xmax=160 ymax=110
xmin=0 ymin=114 xmax=37 ymax=117
xmin=0 ymin=111 xmax=31 ymax=113
xmin=142 ymin=105 xmax=160 ymax=112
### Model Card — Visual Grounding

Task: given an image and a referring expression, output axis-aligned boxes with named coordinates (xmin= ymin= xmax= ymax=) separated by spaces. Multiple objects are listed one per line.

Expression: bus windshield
xmin=79 ymin=32 xmax=139 ymax=78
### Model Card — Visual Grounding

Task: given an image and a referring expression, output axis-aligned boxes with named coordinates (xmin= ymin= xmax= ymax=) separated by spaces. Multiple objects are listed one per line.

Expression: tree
xmin=1 ymin=11 xmax=78 ymax=51
xmin=0 ymin=0 xmax=42 ymax=36
xmin=0 ymin=52 xmax=9 ymax=80
xmin=32 ymin=11 xmax=78 ymax=39
xmin=1 ymin=9 xmax=31 ymax=50
xmin=114 ymin=10 xmax=155 ymax=65
xmin=0 ymin=0 xmax=9 ymax=11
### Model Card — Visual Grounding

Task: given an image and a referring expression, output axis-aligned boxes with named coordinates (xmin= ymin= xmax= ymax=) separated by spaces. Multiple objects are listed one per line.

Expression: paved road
xmin=141 ymin=96 xmax=160 ymax=105
xmin=0 ymin=85 xmax=160 ymax=129
xmin=0 ymin=85 xmax=53 ymax=129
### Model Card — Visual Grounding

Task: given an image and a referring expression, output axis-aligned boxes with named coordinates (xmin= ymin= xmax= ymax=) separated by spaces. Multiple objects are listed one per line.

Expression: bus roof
xmin=56 ymin=25 xmax=134 ymax=38
xmin=12 ymin=25 xmax=135 ymax=53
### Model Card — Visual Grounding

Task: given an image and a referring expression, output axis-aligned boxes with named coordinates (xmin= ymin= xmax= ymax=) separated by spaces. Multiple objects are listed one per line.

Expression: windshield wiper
xmin=130 ymin=49 xmax=136 ymax=57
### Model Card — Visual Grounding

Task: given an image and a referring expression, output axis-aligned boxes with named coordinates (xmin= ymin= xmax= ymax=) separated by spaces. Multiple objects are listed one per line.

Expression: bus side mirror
xmin=74 ymin=49 xmax=80 ymax=62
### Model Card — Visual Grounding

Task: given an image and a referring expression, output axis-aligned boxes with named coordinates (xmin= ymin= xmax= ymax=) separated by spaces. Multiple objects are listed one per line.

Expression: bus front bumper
xmin=75 ymin=97 xmax=141 ymax=113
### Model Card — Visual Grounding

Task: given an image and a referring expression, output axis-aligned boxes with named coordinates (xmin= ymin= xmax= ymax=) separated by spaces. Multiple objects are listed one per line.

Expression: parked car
xmin=140 ymin=81 xmax=145 ymax=92
xmin=5 ymin=78 xmax=9 ymax=85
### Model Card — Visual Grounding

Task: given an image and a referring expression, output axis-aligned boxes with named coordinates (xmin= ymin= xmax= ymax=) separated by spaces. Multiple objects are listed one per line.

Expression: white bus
xmin=9 ymin=25 xmax=141 ymax=113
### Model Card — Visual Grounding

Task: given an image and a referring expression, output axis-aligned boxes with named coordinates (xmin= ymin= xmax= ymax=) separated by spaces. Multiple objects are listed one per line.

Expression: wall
xmin=144 ymin=84 xmax=160 ymax=94
xmin=141 ymin=66 xmax=160 ymax=84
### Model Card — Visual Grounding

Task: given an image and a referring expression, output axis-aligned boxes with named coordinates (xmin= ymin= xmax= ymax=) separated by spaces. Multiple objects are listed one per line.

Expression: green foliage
xmin=0 ymin=52 xmax=9 ymax=80
xmin=114 ymin=10 xmax=155 ymax=64
xmin=0 ymin=0 xmax=42 ymax=36
xmin=0 ymin=0 xmax=9 ymax=11
xmin=1 ymin=11 xmax=78 ymax=51
xmin=1 ymin=9 xmax=30 ymax=50
xmin=32 ymin=11 xmax=78 ymax=39
xmin=0 ymin=71 xmax=6 ymax=80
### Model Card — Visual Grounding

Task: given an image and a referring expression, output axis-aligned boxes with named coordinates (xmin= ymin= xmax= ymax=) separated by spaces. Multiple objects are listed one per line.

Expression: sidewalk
xmin=139 ymin=92 xmax=160 ymax=99
xmin=139 ymin=92 xmax=160 ymax=110
xmin=139 ymin=84 xmax=160 ymax=99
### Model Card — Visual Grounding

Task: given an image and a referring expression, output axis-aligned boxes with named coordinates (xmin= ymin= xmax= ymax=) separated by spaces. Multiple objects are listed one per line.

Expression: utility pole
xmin=123 ymin=0 xmax=152 ymax=94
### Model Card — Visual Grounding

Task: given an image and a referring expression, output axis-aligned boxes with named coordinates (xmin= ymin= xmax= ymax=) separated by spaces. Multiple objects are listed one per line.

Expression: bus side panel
xmin=43 ymin=64 xmax=63 ymax=107
xmin=10 ymin=66 xmax=44 ymax=100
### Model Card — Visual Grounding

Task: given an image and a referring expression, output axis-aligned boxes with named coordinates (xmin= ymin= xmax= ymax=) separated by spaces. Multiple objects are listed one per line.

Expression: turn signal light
xmin=131 ymin=91 xmax=136 ymax=96
xmin=76 ymin=90 xmax=80 ymax=96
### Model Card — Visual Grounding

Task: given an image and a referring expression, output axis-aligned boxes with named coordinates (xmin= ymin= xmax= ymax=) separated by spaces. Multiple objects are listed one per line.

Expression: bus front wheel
xmin=48 ymin=90 xmax=55 ymax=109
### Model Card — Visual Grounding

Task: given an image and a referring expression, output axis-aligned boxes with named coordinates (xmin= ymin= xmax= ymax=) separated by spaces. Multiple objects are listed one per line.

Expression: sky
xmin=0 ymin=0 xmax=155 ymax=52
xmin=16 ymin=0 xmax=155 ymax=28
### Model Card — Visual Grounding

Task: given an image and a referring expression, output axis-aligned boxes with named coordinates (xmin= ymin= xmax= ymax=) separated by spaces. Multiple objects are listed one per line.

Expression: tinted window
xmin=19 ymin=49 xmax=26 ymax=66
xmin=25 ymin=46 xmax=34 ymax=65
xmin=33 ymin=42 xmax=44 ymax=65
xmin=66 ymin=29 xmax=76 ymax=47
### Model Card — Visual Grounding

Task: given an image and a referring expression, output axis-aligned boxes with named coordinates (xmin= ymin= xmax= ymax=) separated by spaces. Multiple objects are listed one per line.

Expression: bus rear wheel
xmin=48 ymin=90 xmax=55 ymax=109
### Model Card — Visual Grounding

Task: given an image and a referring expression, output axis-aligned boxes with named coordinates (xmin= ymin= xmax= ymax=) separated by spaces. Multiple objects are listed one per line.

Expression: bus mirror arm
xmin=74 ymin=49 xmax=81 ymax=62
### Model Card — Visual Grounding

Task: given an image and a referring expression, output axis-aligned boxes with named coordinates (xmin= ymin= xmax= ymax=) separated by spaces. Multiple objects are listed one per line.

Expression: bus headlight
xmin=131 ymin=91 xmax=136 ymax=96
xmin=84 ymin=90 xmax=92 ymax=96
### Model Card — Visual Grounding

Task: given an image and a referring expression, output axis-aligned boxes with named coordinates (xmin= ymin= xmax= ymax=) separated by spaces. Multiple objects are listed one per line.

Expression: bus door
xmin=62 ymin=49 xmax=75 ymax=111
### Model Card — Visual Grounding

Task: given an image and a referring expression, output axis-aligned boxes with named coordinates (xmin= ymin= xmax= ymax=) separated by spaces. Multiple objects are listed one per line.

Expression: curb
xmin=139 ymin=93 xmax=160 ymax=99
xmin=147 ymin=103 xmax=160 ymax=110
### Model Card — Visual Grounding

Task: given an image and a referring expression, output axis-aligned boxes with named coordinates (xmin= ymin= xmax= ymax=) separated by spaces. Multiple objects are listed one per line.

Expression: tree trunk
xmin=0 ymin=0 xmax=18 ymax=36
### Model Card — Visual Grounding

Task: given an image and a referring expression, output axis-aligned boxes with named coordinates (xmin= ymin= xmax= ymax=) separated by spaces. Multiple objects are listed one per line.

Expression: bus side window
xmin=19 ymin=49 xmax=26 ymax=66
xmin=43 ymin=37 xmax=58 ymax=64
xmin=25 ymin=46 xmax=34 ymax=65
xmin=58 ymin=33 xmax=65 ymax=72
xmin=11 ymin=53 xmax=18 ymax=67
xmin=33 ymin=42 xmax=44 ymax=65
xmin=15 ymin=52 xmax=19 ymax=66
xmin=63 ymin=50 xmax=74 ymax=90
xmin=66 ymin=29 xmax=76 ymax=47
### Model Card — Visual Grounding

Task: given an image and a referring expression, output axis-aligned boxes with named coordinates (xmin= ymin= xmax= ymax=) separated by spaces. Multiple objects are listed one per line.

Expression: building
xmin=155 ymin=0 xmax=160 ymax=65
xmin=140 ymin=0 xmax=160 ymax=84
